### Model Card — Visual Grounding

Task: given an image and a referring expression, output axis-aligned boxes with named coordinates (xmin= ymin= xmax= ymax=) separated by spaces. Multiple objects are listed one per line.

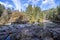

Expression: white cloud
xmin=28 ymin=0 xmax=40 ymax=6
xmin=8 ymin=4 xmax=13 ymax=8
xmin=42 ymin=0 xmax=48 ymax=4
xmin=28 ymin=0 xmax=40 ymax=3
xmin=32 ymin=0 xmax=40 ymax=6
xmin=0 ymin=0 xmax=28 ymax=11
xmin=0 ymin=1 xmax=7 ymax=7
xmin=0 ymin=0 xmax=57 ymax=11
xmin=0 ymin=2 xmax=5 ymax=5
xmin=21 ymin=3 xmax=29 ymax=11
xmin=11 ymin=0 xmax=22 ymax=11
xmin=23 ymin=3 xmax=28 ymax=8
xmin=42 ymin=0 xmax=55 ymax=4
xmin=0 ymin=1 xmax=13 ymax=8
xmin=40 ymin=0 xmax=57 ymax=10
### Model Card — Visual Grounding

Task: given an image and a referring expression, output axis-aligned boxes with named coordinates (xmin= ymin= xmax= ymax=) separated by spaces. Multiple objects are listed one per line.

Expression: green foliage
xmin=26 ymin=4 xmax=43 ymax=23
xmin=7 ymin=8 xmax=12 ymax=14
xmin=33 ymin=6 xmax=41 ymax=19
xmin=43 ymin=5 xmax=60 ymax=22
xmin=57 ymin=6 xmax=60 ymax=15
xmin=26 ymin=5 xmax=32 ymax=14
xmin=44 ymin=8 xmax=57 ymax=20
xmin=0 ymin=4 xmax=60 ymax=25
xmin=0 ymin=4 xmax=5 ymax=16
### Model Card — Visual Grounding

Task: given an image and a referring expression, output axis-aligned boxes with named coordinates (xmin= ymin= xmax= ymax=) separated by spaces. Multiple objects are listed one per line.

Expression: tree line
xmin=0 ymin=4 xmax=60 ymax=25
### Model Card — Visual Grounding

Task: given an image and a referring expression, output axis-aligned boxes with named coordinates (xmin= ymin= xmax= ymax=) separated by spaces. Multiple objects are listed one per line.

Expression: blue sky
xmin=0 ymin=0 xmax=60 ymax=11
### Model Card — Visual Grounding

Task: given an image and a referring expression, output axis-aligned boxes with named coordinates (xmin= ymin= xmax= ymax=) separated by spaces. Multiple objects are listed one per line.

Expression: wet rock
xmin=0 ymin=24 xmax=60 ymax=40
xmin=43 ymin=37 xmax=53 ymax=40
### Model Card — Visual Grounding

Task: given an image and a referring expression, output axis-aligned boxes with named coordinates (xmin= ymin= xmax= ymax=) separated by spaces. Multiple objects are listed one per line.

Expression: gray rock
xmin=0 ymin=23 xmax=60 ymax=40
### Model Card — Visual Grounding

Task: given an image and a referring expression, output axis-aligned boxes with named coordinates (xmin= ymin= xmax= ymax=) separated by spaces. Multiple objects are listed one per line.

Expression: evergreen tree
xmin=0 ymin=4 xmax=5 ymax=16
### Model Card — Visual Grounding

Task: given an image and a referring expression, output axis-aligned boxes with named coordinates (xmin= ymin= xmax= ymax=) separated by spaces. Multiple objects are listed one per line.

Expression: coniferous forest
xmin=0 ymin=4 xmax=60 ymax=25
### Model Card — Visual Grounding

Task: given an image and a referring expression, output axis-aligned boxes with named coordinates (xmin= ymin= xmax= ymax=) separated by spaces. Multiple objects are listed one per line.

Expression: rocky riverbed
xmin=0 ymin=23 xmax=60 ymax=40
